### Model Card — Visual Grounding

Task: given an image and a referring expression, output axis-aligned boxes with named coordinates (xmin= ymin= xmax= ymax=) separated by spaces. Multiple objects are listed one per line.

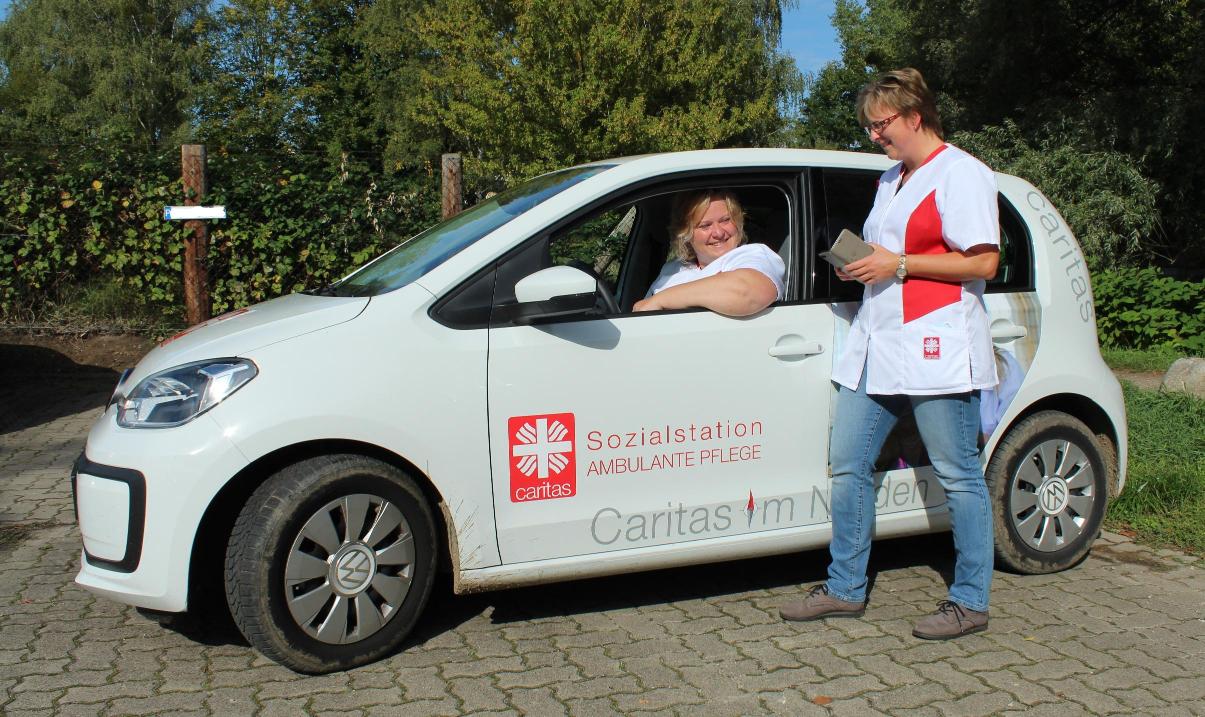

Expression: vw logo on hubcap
xmin=331 ymin=544 xmax=375 ymax=595
xmin=1037 ymin=478 xmax=1069 ymax=515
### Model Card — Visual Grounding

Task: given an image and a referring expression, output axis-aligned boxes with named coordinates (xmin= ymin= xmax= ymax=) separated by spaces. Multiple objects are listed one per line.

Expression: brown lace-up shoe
xmin=912 ymin=600 xmax=988 ymax=640
xmin=780 ymin=584 xmax=866 ymax=622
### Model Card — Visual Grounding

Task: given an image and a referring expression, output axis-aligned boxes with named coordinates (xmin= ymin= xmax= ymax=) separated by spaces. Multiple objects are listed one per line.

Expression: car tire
xmin=987 ymin=410 xmax=1109 ymax=574
xmin=224 ymin=454 xmax=436 ymax=673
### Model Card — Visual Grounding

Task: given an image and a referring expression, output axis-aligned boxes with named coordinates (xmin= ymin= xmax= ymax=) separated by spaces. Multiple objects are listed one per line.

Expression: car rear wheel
xmin=225 ymin=454 xmax=436 ymax=673
xmin=987 ymin=411 xmax=1109 ymax=574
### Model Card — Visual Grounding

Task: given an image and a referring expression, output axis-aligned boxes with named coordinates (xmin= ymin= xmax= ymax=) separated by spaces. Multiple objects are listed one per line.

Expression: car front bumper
xmin=73 ymin=406 xmax=249 ymax=612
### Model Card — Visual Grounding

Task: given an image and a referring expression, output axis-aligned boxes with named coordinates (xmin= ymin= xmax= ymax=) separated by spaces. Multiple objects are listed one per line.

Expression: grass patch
xmin=1105 ymin=383 xmax=1205 ymax=555
xmin=1100 ymin=345 xmax=1182 ymax=373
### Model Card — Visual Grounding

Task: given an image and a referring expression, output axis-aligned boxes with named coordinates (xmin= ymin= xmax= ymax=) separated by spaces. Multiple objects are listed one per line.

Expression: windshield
xmin=326 ymin=164 xmax=613 ymax=297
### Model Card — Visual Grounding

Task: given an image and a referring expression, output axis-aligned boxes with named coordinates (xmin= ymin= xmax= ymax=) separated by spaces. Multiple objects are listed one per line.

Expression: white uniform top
xmin=833 ymin=144 xmax=1000 ymax=396
xmin=645 ymin=243 xmax=786 ymax=299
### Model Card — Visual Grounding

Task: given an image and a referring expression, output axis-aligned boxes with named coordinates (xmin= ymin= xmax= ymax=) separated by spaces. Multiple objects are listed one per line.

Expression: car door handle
xmin=768 ymin=337 xmax=824 ymax=358
xmin=991 ymin=321 xmax=1028 ymax=342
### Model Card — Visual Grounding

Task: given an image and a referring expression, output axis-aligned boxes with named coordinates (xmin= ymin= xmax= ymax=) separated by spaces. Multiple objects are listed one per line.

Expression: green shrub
xmin=0 ymin=145 xmax=444 ymax=321
xmin=1092 ymin=267 xmax=1204 ymax=353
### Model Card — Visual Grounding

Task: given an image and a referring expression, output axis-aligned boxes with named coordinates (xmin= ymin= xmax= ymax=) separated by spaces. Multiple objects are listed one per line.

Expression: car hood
xmin=122 ymin=293 xmax=369 ymax=387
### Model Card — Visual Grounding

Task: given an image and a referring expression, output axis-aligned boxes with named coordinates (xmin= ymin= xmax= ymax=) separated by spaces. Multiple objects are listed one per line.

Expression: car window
xmin=814 ymin=168 xmax=1033 ymax=298
xmin=986 ymin=197 xmax=1033 ymax=292
xmin=816 ymin=169 xmax=878 ymax=302
xmin=327 ymin=164 xmax=612 ymax=297
xmin=550 ymin=205 xmax=638 ymax=285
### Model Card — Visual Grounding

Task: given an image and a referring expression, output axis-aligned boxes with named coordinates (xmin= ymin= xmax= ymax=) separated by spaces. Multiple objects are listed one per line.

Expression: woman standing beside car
xmin=780 ymin=68 xmax=1002 ymax=640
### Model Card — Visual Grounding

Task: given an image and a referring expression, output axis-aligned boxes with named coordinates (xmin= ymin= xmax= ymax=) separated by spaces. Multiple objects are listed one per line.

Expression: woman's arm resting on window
xmin=633 ymin=269 xmax=778 ymax=316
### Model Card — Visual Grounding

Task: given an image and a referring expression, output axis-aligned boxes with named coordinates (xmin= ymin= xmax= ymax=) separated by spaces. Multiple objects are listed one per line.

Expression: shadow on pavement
xmin=478 ymin=532 xmax=957 ymax=625
xmin=0 ymin=343 xmax=119 ymax=435
xmin=142 ymin=533 xmax=959 ymax=658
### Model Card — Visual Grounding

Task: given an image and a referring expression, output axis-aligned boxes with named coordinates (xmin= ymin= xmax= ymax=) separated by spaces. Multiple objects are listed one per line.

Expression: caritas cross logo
xmin=508 ymin=413 xmax=576 ymax=502
xmin=923 ymin=336 xmax=941 ymax=360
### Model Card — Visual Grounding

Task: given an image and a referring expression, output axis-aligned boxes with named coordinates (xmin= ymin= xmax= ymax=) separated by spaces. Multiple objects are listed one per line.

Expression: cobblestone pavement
xmin=2 ymin=379 xmax=1203 ymax=716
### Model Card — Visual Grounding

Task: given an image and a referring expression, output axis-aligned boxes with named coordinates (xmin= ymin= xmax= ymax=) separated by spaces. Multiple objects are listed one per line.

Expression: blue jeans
xmin=825 ymin=376 xmax=994 ymax=613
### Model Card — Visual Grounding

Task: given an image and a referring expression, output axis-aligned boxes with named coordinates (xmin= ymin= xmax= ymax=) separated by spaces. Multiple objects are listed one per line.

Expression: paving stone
xmin=867 ymin=682 xmax=955 ymax=711
xmin=562 ymin=697 xmax=625 ymax=717
xmin=494 ymin=665 xmax=582 ymax=690
xmin=391 ymin=665 xmax=451 ymax=701
xmin=973 ymin=669 xmax=1060 ymax=705
xmin=781 ymin=646 xmax=859 ymax=679
xmin=258 ymin=698 xmax=313 ymax=717
xmin=612 ymin=687 xmax=704 ymax=712
xmin=102 ymin=693 xmax=216 ymax=716
xmin=1045 ymin=677 xmax=1128 ymax=713
xmin=439 ymin=655 xmax=525 ymax=679
xmin=309 ymin=686 xmax=406 ymax=711
xmin=551 ymin=675 xmax=641 ymax=701
xmin=931 ymin=689 xmax=1019 ymax=716
xmin=2 ymin=688 xmax=62 ymax=712
xmin=616 ymin=656 xmax=681 ymax=690
xmin=911 ymin=662 xmax=990 ymax=697
xmin=1147 ymin=675 xmax=1205 ymax=702
xmin=447 ymin=675 xmax=511 ymax=712
xmin=1106 ymin=685 xmax=1173 ymax=711
xmin=200 ymin=686 xmax=259 ymax=714
xmin=734 ymin=638 xmax=801 ymax=670
xmin=849 ymin=653 xmax=925 ymax=687
xmin=364 ymin=697 xmax=461 ymax=716
xmin=59 ymin=680 xmax=155 ymax=704
xmin=505 ymin=686 xmax=568 ymax=716
xmin=565 ymin=646 xmax=628 ymax=678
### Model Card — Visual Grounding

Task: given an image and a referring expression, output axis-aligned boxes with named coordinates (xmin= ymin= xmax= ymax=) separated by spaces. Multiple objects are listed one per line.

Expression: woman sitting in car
xmin=633 ymin=189 xmax=785 ymax=316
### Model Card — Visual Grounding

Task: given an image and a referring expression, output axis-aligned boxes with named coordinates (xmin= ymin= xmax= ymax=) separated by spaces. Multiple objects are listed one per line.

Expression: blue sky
xmin=781 ymin=0 xmax=842 ymax=78
xmin=0 ymin=0 xmax=843 ymax=77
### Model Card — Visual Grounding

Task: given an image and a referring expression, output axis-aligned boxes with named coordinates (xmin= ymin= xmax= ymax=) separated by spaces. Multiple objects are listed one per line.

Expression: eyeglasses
xmin=863 ymin=113 xmax=901 ymax=137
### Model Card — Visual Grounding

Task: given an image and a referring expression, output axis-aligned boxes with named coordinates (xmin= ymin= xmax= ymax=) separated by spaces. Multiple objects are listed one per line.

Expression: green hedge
xmin=0 ymin=146 xmax=442 ymax=318
xmin=1093 ymin=267 xmax=1204 ymax=354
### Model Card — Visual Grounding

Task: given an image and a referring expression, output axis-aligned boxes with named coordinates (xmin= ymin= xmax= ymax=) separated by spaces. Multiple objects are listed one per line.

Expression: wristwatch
xmin=895 ymin=253 xmax=908 ymax=280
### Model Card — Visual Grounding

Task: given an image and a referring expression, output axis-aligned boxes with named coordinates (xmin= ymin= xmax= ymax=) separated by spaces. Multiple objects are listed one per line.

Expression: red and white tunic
xmin=833 ymin=144 xmax=999 ymax=395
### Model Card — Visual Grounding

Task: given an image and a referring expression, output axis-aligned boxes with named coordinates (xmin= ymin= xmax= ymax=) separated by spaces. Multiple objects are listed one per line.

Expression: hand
xmin=834 ymin=266 xmax=854 ymax=282
xmin=842 ymin=244 xmax=899 ymax=285
xmin=633 ymin=296 xmax=662 ymax=312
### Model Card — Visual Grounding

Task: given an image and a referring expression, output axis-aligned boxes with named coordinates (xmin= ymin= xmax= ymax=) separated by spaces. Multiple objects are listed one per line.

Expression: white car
xmin=72 ymin=149 xmax=1126 ymax=673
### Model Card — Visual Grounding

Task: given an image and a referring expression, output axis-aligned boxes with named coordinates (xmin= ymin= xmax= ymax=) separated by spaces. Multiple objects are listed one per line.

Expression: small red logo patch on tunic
xmin=923 ymin=337 xmax=941 ymax=359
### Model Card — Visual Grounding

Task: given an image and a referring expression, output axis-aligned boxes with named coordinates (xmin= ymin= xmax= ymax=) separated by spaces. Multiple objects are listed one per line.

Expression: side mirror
xmin=505 ymin=266 xmax=599 ymax=323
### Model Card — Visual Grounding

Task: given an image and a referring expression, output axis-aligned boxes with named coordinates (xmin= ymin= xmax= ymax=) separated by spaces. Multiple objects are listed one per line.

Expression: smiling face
xmin=864 ymin=102 xmax=910 ymax=161
xmin=688 ymin=198 xmax=743 ymax=267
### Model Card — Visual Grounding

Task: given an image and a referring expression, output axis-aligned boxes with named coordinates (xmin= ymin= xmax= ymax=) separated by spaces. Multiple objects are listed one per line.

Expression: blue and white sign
xmin=164 ymin=205 xmax=227 ymax=220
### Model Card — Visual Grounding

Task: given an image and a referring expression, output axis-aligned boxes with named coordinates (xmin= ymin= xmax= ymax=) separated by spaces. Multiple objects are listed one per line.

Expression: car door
xmin=485 ymin=177 xmax=838 ymax=564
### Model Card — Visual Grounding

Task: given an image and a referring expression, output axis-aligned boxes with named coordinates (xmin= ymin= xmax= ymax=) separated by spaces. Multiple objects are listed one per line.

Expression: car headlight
xmin=116 ymin=358 xmax=257 ymax=428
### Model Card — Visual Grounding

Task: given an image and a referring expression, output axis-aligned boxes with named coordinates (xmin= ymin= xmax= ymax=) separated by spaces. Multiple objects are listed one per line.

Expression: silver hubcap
xmin=284 ymin=493 xmax=415 ymax=644
xmin=1009 ymin=438 xmax=1096 ymax=552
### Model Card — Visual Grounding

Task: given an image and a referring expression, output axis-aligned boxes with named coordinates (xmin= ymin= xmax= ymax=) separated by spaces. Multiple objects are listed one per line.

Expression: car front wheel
xmin=987 ymin=411 xmax=1109 ymax=574
xmin=225 ymin=454 xmax=436 ymax=673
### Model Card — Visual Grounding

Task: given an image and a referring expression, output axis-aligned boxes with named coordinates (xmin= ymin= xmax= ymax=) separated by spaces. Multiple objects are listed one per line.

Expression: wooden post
xmin=181 ymin=144 xmax=210 ymax=325
xmin=441 ymin=153 xmax=462 ymax=220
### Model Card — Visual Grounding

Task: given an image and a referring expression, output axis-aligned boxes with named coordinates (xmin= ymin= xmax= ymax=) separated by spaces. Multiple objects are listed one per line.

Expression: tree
xmin=801 ymin=0 xmax=1204 ymax=270
xmin=360 ymin=0 xmax=803 ymax=181
xmin=0 ymin=0 xmax=205 ymax=146
xmin=195 ymin=0 xmax=381 ymax=156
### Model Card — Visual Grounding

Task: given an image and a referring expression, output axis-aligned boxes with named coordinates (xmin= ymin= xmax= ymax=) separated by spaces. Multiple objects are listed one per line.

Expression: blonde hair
xmin=856 ymin=67 xmax=944 ymax=140
xmin=670 ymin=190 xmax=746 ymax=264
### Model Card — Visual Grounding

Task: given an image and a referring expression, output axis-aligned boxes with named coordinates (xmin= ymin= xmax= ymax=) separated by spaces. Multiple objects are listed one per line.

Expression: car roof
xmin=581 ymin=148 xmax=896 ymax=173
xmin=576 ymin=148 xmax=1029 ymax=188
